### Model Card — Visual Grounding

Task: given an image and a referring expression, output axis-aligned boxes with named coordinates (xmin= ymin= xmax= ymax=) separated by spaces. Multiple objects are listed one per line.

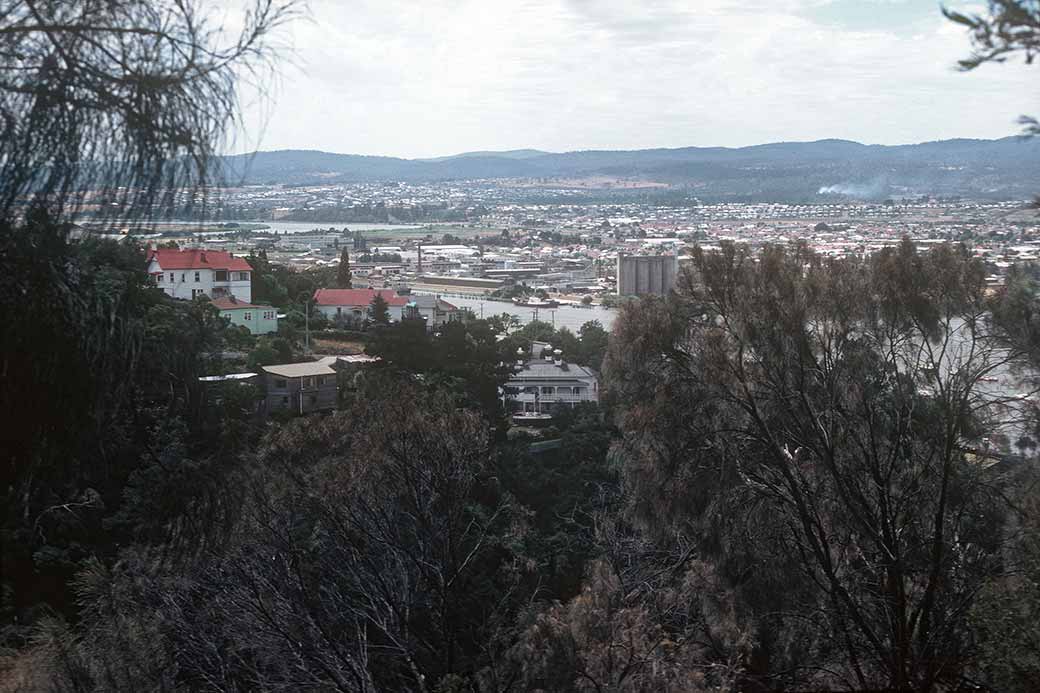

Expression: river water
xmin=412 ymin=293 xmax=616 ymax=331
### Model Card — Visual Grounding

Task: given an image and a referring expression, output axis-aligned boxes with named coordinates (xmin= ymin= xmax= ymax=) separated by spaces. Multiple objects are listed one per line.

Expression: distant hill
xmin=418 ymin=148 xmax=553 ymax=162
xmin=220 ymin=138 xmax=1040 ymax=200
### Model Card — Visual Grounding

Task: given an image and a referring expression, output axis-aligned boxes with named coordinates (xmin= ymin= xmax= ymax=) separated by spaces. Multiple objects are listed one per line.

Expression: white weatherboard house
xmin=504 ymin=343 xmax=599 ymax=414
xmin=312 ymin=288 xmax=409 ymax=323
xmin=148 ymin=248 xmax=253 ymax=303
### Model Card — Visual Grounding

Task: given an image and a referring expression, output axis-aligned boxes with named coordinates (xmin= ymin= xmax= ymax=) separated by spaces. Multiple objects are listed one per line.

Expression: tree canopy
xmin=0 ymin=0 xmax=298 ymax=220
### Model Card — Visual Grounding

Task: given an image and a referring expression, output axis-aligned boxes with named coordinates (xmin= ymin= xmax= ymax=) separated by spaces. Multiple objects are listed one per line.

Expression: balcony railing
xmin=513 ymin=392 xmax=595 ymax=403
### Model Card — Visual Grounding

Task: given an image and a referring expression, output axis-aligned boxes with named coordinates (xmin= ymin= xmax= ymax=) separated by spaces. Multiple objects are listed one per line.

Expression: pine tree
xmin=370 ymin=293 xmax=390 ymax=325
xmin=337 ymin=248 xmax=352 ymax=288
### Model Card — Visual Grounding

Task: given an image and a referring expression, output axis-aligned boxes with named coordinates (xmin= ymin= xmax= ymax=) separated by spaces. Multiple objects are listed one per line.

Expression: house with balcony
xmin=504 ymin=343 xmax=599 ymax=415
xmin=211 ymin=296 xmax=278 ymax=335
xmin=148 ymin=248 xmax=253 ymax=303
xmin=262 ymin=361 xmax=338 ymax=415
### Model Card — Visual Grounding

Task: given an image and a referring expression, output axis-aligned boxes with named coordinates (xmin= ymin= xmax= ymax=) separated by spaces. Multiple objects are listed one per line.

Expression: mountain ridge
xmin=219 ymin=137 xmax=1040 ymax=200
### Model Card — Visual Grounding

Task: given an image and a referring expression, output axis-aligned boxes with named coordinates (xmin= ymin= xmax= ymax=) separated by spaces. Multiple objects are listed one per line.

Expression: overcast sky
xmin=229 ymin=0 xmax=1037 ymax=158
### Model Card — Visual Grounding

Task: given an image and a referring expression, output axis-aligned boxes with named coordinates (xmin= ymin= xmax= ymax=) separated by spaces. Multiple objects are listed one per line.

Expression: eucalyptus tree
xmin=0 ymin=0 xmax=298 ymax=631
xmin=605 ymin=240 xmax=1036 ymax=691
xmin=0 ymin=0 xmax=298 ymax=220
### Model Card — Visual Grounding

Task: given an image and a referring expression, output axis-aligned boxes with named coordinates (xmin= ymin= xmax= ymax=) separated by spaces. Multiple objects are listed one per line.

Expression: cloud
xmin=232 ymin=0 xmax=1038 ymax=157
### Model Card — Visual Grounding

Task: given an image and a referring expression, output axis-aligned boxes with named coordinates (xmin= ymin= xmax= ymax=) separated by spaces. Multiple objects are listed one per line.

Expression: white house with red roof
xmin=148 ymin=248 xmax=253 ymax=303
xmin=313 ymin=288 xmax=409 ymax=323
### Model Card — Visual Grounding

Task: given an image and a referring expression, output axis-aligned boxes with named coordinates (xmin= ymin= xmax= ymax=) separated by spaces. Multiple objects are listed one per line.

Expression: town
xmin=6 ymin=1 xmax=1040 ymax=690
xmin=105 ymin=189 xmax=1039 ymax=435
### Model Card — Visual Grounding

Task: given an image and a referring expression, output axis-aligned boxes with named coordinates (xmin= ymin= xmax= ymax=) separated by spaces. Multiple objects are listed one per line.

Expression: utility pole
xmin=299 ymin=290 xmax=311 ymax=352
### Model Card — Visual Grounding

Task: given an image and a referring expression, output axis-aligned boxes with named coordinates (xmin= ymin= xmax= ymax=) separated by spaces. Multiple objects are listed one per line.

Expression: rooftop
xmin=149 ymin=248 xmax=252 ymax=272
xmin=313 ymin=288 xmax=409 ymax=306
xmin=210 ymin=296 xmax=272 ymax=311
xmin=406 ymin=295 xmax=458 ymax=310
xmin=510 ymin=358 xmax=598 ymax=380
xmin=198 ymin=372 xmax=259 ymax=382
xmin=262 ymin=362 xmax=337 ymax=378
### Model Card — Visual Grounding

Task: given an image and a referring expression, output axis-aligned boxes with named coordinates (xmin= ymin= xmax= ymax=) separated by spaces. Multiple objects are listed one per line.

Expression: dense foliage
xmin=5 ymin=230 xmax=1040 ymax=693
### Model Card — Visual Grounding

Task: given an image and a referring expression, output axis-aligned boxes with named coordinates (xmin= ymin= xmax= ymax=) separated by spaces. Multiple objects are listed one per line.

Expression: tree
xmin=0 ymin=0 xmax=296 ymax=635
xmin=947 ymin=1 xmax=1040 ymax=136
xmin=24 ymin=377 xmax=532 ymax=692
xmin=578 ymin=320 xmax=610 ymax=371
xmin=337 ymin=247 xmax=353 ymax=288
xmin=605 ymin=240 xmax=1035 ymax=691
xmin=370 ymin=292 xmax=391 ymax=325
xmin=0 ymin=0 xmax=298 ymax=220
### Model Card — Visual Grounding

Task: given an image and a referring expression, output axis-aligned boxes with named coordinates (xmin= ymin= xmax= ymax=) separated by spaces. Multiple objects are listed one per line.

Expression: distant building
xmin=504 ymin=343 xmax=599 ymax=415
xmin=405 ymin=295 xmax=463 ymax=329
xmin=262 ymin=362 xmax=338 ymax=415
xmin=616 ymin=253 xmax=678 ymax=296
xmin=312 ymin=288 xmax=409 ymax=323
xmin=211 ymin=296 xmax=278 ymax=335
xmin=410 ymin=275 xmax=505 ymax=294
xmin=148 ymin=248 xmax=253 ymax=302
xmin=353 ymin=231 xmax=368 ymax=251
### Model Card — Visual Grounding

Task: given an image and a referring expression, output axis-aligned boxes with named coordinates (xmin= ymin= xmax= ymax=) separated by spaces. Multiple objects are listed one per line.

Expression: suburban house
xmin=148 ymin=248 xmax=253 ymax=303
xmin=262 ymin=362 xmax=338 ymax=415
xmin=504 ymin=342 xmax=599 ymax=414
xmin=211 ymin=296 xmax=278 ymax=335
xmin=312 ymin=288 xmax=409 ymax=323
xmin=404 ymin=295 xmax=463 ymax=329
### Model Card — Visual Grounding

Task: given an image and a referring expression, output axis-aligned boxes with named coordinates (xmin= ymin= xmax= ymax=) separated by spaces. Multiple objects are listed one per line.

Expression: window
xmin=215 ymin=270 xmax=228 ymax=282
xmin=244 ymin=312 xmax=251 ymax=321
xmin=180 ymin=273 xmax=185 ymax=282
xmin=263 ymin=311 xmax=274 ymax=320
xmin=194 ymin=271 xmax=200 ymax=282
xmin=238 ymin=272 xmax=249 ymax=281
xmin=191 ymin=289 xmax=205 ymax=299
xmin=541 ymin=386 xmax=554 ymax=395
xmin=274 ymin=379 xmax=287 ymax=389
xmin=169 ymin=273 xmax=174 ymax=283
xmin=302 ymin=377 xmax=313 ymax=388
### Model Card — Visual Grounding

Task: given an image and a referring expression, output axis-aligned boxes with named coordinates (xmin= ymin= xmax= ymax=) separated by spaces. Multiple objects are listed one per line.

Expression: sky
xmin=225 ymin=0 xmax=1037 ymax=158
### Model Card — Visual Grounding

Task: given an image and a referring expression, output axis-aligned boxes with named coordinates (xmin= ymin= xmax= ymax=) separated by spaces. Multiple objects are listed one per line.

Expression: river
xmin=412 ymin=293 xmax=616 ymax=331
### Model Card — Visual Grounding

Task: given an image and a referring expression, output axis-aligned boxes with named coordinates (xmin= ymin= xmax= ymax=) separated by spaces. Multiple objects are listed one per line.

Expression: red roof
xmin=149 ymin=248 xmax=252 ymax=272
xmin=210 ymin=296 xmax=271 ymax=311
xmin=313 ymin=288 xmax=409 ymax=307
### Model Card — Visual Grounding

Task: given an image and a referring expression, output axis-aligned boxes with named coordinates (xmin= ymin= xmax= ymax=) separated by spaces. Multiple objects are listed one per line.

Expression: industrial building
xmin=616 ymin=253 xmax=678 ymax=296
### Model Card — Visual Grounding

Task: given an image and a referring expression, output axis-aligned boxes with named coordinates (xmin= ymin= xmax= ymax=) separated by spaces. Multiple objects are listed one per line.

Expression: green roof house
xmin=211 ymin=296 xmax=278 ymax=335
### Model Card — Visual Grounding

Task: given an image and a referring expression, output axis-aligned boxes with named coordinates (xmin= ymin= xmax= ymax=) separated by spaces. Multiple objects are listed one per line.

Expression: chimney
xmin=544 ymin=344 xmax=554 ymax=361
xmin=553 ymin=348 xmax=563 ymax=367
